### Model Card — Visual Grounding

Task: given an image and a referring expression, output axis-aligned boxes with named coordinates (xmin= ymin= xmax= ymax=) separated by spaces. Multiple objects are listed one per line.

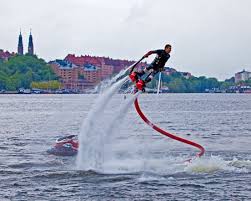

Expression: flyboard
xmin=129 ymin=57 xmax=205 ymax=161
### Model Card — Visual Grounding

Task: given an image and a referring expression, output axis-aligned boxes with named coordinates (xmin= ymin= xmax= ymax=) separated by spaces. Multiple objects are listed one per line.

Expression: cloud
xmin=1 ymin=0 xmax=251 ymax=80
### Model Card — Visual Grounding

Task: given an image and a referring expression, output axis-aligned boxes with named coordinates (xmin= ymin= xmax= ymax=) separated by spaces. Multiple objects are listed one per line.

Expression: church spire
xmin=17 ymin=30 xmax=23 ymax=55
xmin=28 ymin=29 xmax=34 ymax=55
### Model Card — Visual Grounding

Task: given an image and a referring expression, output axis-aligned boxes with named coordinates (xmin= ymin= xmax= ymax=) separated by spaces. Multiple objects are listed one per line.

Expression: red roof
xmin=0 ymin=49 xmax=15 ymax=60
xmin=64 ymin=54 xmax=142 ymax=68
xmin=65 ymin=54 xmax=102 ymax=66
xmin=64 ymin=54 xmax=147 ymax=75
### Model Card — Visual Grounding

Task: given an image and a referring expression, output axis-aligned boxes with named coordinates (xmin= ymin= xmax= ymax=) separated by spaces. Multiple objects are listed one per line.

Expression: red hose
xmin=134 ymin=97 xmax=205 ymax=160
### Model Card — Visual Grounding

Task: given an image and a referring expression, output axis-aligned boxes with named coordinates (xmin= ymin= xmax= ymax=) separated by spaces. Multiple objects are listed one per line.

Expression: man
xmin=130 ymin=44 xmax=172 ymax=90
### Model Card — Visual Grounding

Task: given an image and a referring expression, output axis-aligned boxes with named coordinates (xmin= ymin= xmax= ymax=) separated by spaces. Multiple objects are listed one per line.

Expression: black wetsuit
xmin=137 ymin=49 xmax=170 ymax=83
xmin=147 ymin=49 xmax=170 ymax=71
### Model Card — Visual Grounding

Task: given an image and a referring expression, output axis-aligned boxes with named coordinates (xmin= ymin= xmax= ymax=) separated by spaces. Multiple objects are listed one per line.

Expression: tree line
xmin=147 ymin=71 xmax=241 ymax=93
xmin=0 ymin=55 xmax=59 ymax=91
xmin=0 ymin=55 xmax=249 ymax=93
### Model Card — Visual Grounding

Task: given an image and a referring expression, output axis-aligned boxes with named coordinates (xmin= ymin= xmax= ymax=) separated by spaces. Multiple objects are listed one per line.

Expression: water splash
xmin=76 ymin=76 xmax=128 ymax=170
xmin=104 ymin=92 xmax=140 ymax=142
xmin=84 ymin=154 xmax=250 ymax=175
xmin=185 ymin=155 xmax=250 ymax=174
xmin=100 ymin=93 xmax=140 ymax=169
xmin=229 ymin=157 xmax=251 ymax=170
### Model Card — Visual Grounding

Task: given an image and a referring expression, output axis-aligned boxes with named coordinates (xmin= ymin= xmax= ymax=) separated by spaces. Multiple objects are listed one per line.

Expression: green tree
xmin=31 ymin=81 xmax=61 ymax=90
xmin=0 ymin=55 xmax=58 ymax=90
xmin=168 ymin=78 xmax=187 ymax=92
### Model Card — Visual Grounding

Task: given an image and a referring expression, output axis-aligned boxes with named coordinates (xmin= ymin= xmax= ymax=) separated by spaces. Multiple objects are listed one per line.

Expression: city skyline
xmin=2 ymin=29 xmax=251 ymax=82
xmin=1 ymin=0 xmax=251 ymax=80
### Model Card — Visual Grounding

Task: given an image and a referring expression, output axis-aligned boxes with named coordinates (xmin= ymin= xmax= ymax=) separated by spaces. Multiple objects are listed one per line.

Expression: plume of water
xmin=92 ymin=92 xmax=140 ymax=171
xmin=104 ymin=92 xmax=140 ymax=143
xmin=76 ymin=76 xmax=128 ymax=170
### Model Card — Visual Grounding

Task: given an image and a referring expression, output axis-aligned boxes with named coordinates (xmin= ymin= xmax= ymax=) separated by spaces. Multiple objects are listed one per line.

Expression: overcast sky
xmin=1 ymin=0 xmax=251 ymax=80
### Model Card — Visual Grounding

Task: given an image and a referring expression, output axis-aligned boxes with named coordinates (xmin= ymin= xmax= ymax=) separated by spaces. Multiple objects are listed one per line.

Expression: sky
xmin=1 ymin=0 xmax=251 ymax=80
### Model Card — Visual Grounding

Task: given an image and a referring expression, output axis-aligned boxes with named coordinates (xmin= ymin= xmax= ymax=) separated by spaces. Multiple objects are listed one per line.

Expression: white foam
xmin=185 ymin=155 xmax=250 ymax=174
xmin=100 ymin=156 xmax=186 ymax=175
xmin=88 ymin=154 xmax=251 ymax=176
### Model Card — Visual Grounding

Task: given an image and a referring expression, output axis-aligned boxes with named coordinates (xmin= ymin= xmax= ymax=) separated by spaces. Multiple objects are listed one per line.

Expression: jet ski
xmin=47 ymin=135 xmax=79 ymax=156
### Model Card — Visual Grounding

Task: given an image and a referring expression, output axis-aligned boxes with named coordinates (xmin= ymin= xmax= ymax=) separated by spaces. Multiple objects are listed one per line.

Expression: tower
xmin=17 ymin=31 xmax=23 ymax=55
xmin=28 ymin=30 xmax=34 ymax=55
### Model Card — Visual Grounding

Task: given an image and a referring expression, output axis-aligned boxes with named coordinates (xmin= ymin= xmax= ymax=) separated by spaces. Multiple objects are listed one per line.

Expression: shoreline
xmin=0 ymin=92 xmax=250 ymax=95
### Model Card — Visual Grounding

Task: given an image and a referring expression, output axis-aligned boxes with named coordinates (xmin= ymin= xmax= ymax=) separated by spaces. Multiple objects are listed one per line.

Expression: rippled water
xmin=0 ymin=94 xmax=250 ymax=200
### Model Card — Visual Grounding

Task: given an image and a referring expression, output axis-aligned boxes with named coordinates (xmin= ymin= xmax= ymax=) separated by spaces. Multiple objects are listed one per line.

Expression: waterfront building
xmin=64 ymin=54 xmax=146 ymax=79
xmin=79 ymin=64 xmax=102 ymax=83
xmin=50 ymin=54 xmax=147 ymax=91
xmin=235 ymin=70 xmax=251 ymax=83
xmin=50 ymin=60 xmax=98 ymax=92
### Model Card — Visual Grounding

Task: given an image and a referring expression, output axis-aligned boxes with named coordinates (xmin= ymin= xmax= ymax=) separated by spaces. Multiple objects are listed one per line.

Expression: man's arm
xmin=143 ymin=50 xmax=159 ymax=58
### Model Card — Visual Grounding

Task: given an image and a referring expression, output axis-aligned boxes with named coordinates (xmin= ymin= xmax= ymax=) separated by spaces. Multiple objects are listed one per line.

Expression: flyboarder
xmin=129 ymin=44 xmax=172 ymax=91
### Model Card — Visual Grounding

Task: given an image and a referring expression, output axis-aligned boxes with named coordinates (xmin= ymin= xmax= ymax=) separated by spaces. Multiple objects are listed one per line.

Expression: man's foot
xmin=136 ymin=79 xmax=146 ymax=91
xmin=129 ymin=72 xmax=138 ymax=82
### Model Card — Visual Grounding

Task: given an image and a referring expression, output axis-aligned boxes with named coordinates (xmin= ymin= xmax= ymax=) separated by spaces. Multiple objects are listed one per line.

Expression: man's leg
xmin=135 ymin=67 xmax=148 ymax=77
xmin=144 ymin=70 xmax=158 ymax=83
xmin=136 ymin=64 xmax=154 ymax=77
xmin=135 ymin=70 xmax=145 ymax=77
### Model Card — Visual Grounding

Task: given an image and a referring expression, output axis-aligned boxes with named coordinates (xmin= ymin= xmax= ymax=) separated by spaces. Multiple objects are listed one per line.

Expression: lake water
xmin=0 ymin=94 xmax=250 ymax=200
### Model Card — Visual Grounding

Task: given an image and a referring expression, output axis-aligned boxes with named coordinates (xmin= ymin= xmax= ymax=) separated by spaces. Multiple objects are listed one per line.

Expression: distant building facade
xmin=80 ymin=64 xmax=102 ymax=83
xmin=235 ymin=70 xmax=251 ymax=83
xmin=64 ymin=54 xmax=144 ymax=78
xmin=50 ymin=60 xmax=99 ymax=91
xmin=50 ymin=54 xmax=147 ymax=91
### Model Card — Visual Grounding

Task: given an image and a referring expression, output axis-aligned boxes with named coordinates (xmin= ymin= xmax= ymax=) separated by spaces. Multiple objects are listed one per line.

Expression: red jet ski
xmin=47 ymin=135 xmax=79 ymax=156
